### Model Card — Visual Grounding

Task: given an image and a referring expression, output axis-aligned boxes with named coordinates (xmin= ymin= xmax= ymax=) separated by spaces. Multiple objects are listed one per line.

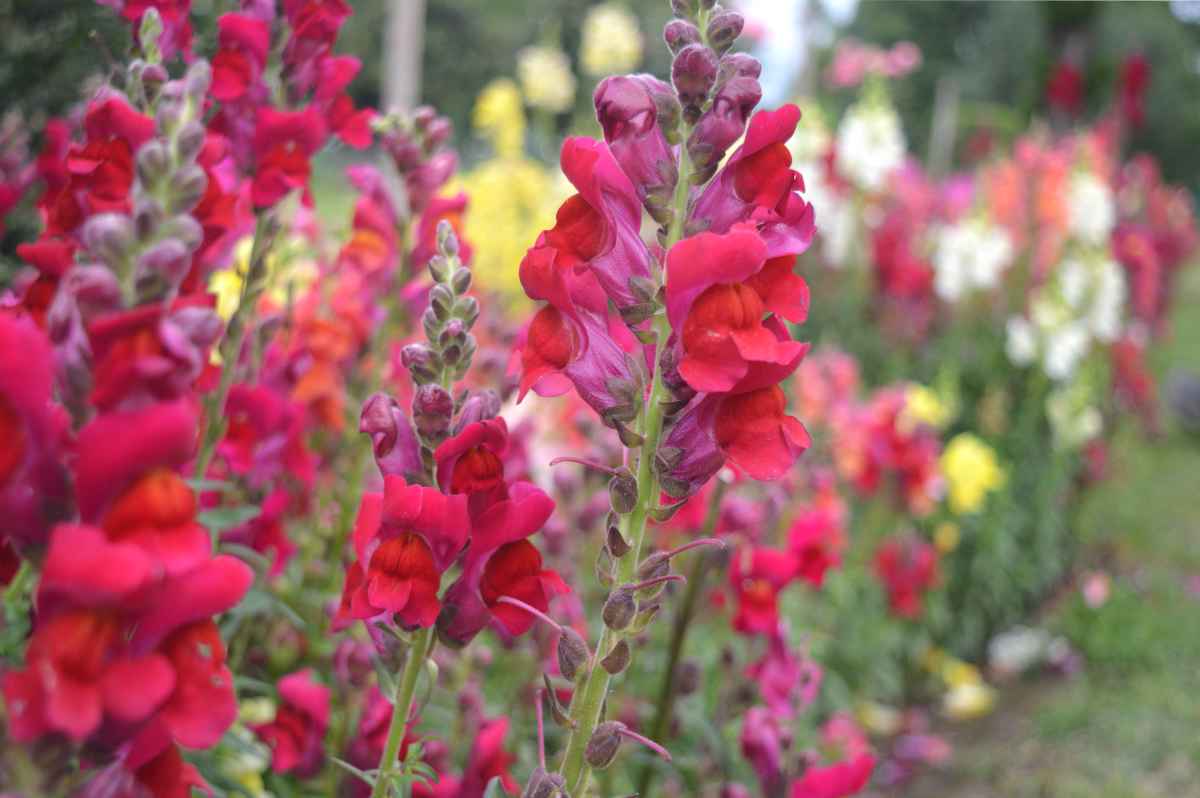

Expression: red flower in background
xmin=1046 ymin=60 xmax=1084 ymax=117
xmin=873 ymin=536 xmax=939 ymax=619
xmin=788 ymin=507 xmax=845 ymax=589
xmin=251 ymin=107 xmax=328 ymax=207
xmin=790 ymin=752 xmax=876 ymax=798
xmin=711 ymin=386 xmax=811 ymax=481
xmin=730 ymin=546 xmax=797 ymax=635
xmin=1119 ymin=53 xmax=1150 ymax=129
xmin=253 ymin=669 xmax=332 ymax=776
xmin=211 ymin=14 xmax=271 ymax=103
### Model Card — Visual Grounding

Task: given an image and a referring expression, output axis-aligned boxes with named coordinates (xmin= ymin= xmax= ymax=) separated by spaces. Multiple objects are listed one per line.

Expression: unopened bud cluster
xmin=402 ymin=220 xmax=479 ymax=459
xmin=84 ymin=59 xmax=213 ymax=305
xmin=664 ymin=0 xmax=761 ymax=183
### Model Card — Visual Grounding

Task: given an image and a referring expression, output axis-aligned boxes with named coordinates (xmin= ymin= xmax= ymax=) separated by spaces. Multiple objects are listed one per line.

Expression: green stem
xmin=195 ymin=210 xmax=277 ymax=479
xmin=635 ymin=480 xmax=726 ymax=796
xmin=557 ymin=140 xmax=696 ymax=794
xmin=371 ymin=625 xmax=435 ymax=798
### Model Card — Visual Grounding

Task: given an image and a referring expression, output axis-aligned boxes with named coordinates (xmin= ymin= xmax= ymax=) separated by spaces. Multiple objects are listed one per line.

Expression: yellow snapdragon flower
xmin=474 ymin=78 xmax=526 ymax=159
xmin=517 ymin=46 xmax=577 ymax=114
xmin=580 ymin=3 xmax=643 ymax=76
xmin=940 ymin=433 xmax=1005 ymax=514
xmin=903 ymin=384 xmax=952 ymax=431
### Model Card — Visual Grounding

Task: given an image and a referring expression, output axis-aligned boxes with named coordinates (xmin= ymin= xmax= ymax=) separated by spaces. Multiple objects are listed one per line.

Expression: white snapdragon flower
xmin=1005 ymin=316 xmax=1038 ymax=366
xmin=1066 ymin=171 xmax=1115 ymax=246
xmin=580 ymin=4 xmax=642 ymax=76
xmin=933 ymin=219 xmax=1014 ymax=301
xmin=835 ymin=101 xmax=905 ymax=193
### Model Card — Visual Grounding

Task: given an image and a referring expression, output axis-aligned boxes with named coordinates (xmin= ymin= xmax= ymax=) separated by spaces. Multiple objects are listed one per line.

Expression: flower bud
xmin=361 ymin=393 xmax=423 ymax=478
xmin=454 ymin=295 xmax=480 ymax=327
xmin=556 ymin=628 xmax=590 ymax=682
xmin=602 ymin=585 xmax=637 ymax=632
xmin=136 ymin=238 xmax=191 ymax=286
xmin=401 ymin=342 xmax=441 ymax=384
xmin=175 ymin=120 xmax=206 ymax=164
xmin=608 ymin=469 xmax=638 ymax=514
xmin=663 ymin=19 xmax=701 ymax=54
xmin=522 ymin=768 xmax=567 ymax=798
xmin=184 ymin=59 xmax=212 ymax=100
xmin=630 ymin=602 xmax=662 ymax=634
xmin=706 ymin=10 xmax=745 ymax=54
xmin=430 ymin=284 xmax=454 ymax=321
xmin=159 ymin=214 xmax=203 ymax=252
xmin=638 ymin=551 xmax=671 ymax=583
xmin=455 ymin=390 xmax=501 ymax=431
xmin=136 ymin=140 xmax=171 ymax=186
xmin=169 ymin=164 xmax=208 ymax=213
xmin=672 ymin=44 xmax=719 ymax=124
xmin=601 ymin=639 xmax=631 ymax=675
xmin=412 ymin=384 xmax=453 ymax=441
xmin=451 ymin=267 xmax=472 ymax=295
xmin=720 ymin=52 xmax=762 ymax=81
xmin=606 ymin=518 xmax=630 ymax=558
xmin=585 ymin=721 xmax=625 ymax=770
xmin=436 ymin=218 xmax=459 ymax=255
xmin=670 ymin=0 xmax=696 ymax=19
xmin=81 ymin=213 xmax=135 ymax=267
xmin=677 ymin=660 xmax=701 ymax=695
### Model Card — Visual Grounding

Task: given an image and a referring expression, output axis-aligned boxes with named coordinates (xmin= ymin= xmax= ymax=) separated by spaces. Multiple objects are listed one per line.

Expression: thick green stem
xmin=371 ymin=625 xmax=435 ymax=798
xmin=636 ymin=480 xmax=726 ymax=796
xmin=195 ymin=211 xmax=277 ymax=479
xmin=557 ymin=140 xmax=696 ymax=794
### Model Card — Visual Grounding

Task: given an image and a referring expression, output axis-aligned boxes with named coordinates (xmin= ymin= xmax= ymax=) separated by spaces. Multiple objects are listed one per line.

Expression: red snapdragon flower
xmin=787 ymin=508 xmax=844 ymax=589
xmin=873 ymin=536 xmax=939 ymax=619
xmin=745 ymin=632 xmax=823 ymax=720
xmin=253 ymin=669 xmax=332 ymax=776
xmin=314 ymin=55 xmax=377 ymax=149
xmin=211 ymin=14 xmax=271 ymax=103
xmin=458 ymin=716 xmax=520 ymax=797
xmin=337 ymin=478 xmax=471 ymax=629
xmin=665 ymin=224 xmax=809 ymax=394
xmin=710 ymin=386 xmax=811 ymax=481
xmin=10 ymin=238 xmax=76 ymax=328
xmin=790 ymin=752 xmax=876 ymax=798
xmin=1046 ymin=60 xmax=1084 ymax=117
xmin=0 ymin=314 xmax=70 ymax=547
xmin=690 ymin=105 xmax=816 ymax=259
xmin=435 ymin=416 xmax=509 ymax=511
xmin=730 ymin=545 xmax=797 ymax=635
xmin=1119 ymin=53 xmax=1150 ymax=129
xmin=250 ymin=107 xmax=328 ymax=207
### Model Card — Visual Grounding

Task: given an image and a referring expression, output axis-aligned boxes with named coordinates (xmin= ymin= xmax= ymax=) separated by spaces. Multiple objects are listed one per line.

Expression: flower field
xmin=1 ymin=2 xmax=1198 ymax=797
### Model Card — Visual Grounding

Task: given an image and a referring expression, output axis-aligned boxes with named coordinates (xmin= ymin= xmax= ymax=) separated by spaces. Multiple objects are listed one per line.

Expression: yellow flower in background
xmin=580 ymin=3 xmax=643 ymax=76
xmin=474 ymin=78 xmax=527 ymax=159
xmin=238 ymin=697 xmax=276 ymax=725
xmin=941 ymin=433 xmax=1006 ymax=514
xmin=207 ymin=235 xmax=319 ymax=322
xmin=943 ymin=681 xmax=996 ymax=720
xmin=855 ymin=700 xmax=902 ymax=735
xmin=902 ymin=383 xmax=952 ymax=431
xmin=517 ymin=45 xmax=577 ymax=113
xmin=934 ymin=521 xmax=961 ymax=554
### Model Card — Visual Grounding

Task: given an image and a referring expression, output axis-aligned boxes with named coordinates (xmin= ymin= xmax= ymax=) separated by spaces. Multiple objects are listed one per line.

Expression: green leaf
xmin=482 ymin=776 xmax=504 ymax=798
xmin=331 ymin=757 xmax=377 ymax=787
xmin=220 ymin=543 xmax=272 ymax=572
xmin=185 ymin=477 xmax=234 ymax=494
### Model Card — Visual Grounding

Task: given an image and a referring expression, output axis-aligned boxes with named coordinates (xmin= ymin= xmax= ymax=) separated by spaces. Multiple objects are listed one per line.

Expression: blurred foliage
xmin=849 ymin=0 xmax=1200 ymax=188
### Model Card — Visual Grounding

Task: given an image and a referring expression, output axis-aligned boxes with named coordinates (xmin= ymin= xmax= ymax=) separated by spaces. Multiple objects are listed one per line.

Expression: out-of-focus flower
xmin=1067 ymin=171 xmax=1116 ymax=246
xmin=940 ymin=433 xmax=1005 ymax=515
xmin=942 ymin=680 xmax=995 ymax=721
xmin=474 ymin=78 xmax=526 ymax=159
xmin=1081 ymin=570 xmax=1111 ymax=608
xmin=932 ymin=217 xmax=1014 ymax=301
xmin=580 ymin=3 xmax=643 ymax=76
xmin=933 ymin=521 xmax=959 ymax=554
xmin=988 ymin=625 xmax=1052 ymax=679
xmin=835 ymin=99 xmax=904 ymax=193
xmin=517 ymin=45 xmax=577 ymax=114
xmin=873 ymin=535 xmax=939 ymax=619
xmin=855 ymin=701 xmax=902 ymax=737
xmin=902 ymin=384 xmax=951 ymax=431
xmin=1046 ymin=60 xmax=1084 ymax=116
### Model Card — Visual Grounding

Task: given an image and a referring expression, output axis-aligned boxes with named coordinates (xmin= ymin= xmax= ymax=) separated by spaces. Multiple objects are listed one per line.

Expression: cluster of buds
xmin=85 ymin=59 xmax=213 ymax=305
xmin=375 ymin=106 xmax=456 ymax=218
xmin=665 ymin=0 xmax=760 ymax=183
xmin=401 ymin=221 xmax=480 ymax=462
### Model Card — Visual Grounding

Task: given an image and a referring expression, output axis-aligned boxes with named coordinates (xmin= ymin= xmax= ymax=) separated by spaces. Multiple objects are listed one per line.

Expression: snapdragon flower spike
xmin=593 ymin=74 xmax=680 ymax=225
xmin=522 ymin=137 xmax=654 ymax=319
xmin=337 ymin=477 xmax=470 ymax=630
xmin=687 ymin=54 xmax=763 ymax=183
xmin=690 ymin=105 xmax=817 ymax=259
xmin=210 ymin=13 xmax=271 ymax=103
xmin=250 ymin=107 xmax=329 ymax=207
xmin=0 ymin=314 xmax=70 ymax=548
xmin=665 ymin=224 xmax=809 ymax=394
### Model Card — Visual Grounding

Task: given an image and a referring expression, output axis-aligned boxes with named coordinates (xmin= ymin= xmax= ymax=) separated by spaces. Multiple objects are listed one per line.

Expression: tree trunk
xmin=382 ymin=0 xmax=426 ymax=113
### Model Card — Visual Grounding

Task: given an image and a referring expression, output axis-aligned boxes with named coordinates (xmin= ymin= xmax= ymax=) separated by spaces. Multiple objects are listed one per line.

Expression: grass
xmin=886 ymin=267 xmax=1200 ymax=797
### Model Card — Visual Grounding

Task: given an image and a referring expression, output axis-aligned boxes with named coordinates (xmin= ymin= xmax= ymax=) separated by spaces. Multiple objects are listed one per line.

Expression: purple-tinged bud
xmin=436 ymin=218 xmax=459 ymax=256
xmin=401 ymin=342 xmax=441 ymax=384
xmin=183 ymin=59 xmax=211 ymax=100
xmin=607 ymin=517 xmax=630 ymax=558
xmin=678 ymin=659 xmax=701 ymax=695
xmin=594 ymin=75 xmax=680 ymax=223
xmin=455 ymin=390 xmax=501 ymax=431
xmin=81 ymin=213 xmax=134 ymax=267
xmin=601 ymin=639 xmax=631 ymax=675
xmin=169 ymin=164 xmax=207 ymax=213
xmin=454 ymin=295 xmax=479 ymax=326
xmin=136 ymin=238 xmax=191 ymax=288
xmin=142 ymin=63 xmax=169 ymax=94
xmin=412 ymin=105 xmax=436 ymax=130
xmin=430 ymin=284 xmax=454 ymax=321
xmin=699 ymin=0 xmax=717 ymax=10
xmin=585 ymin=722 xmax=624 ymax=770
xmin=602 ymin=585 xmax=637 ymax=631
xmin=164 ymin=305 xmax=223 ymax=356
xmin=706 ymin=10 xmax=745 ymax=55
xmin=425 ymin=117 xmax=453 ymax=149
xmin=663 ymin=19 xmax=701 ymax=54
xmin=159 ymin=214 xmax=203 ymax=252
xmin=557 ymin=628 xmax=590 ymax=682
xmin=176 ymin=121 xmax=206 ymax=163
xmin=608 ymin=469 xmax=638 ymax=514
xmin=450 ymin=267 xmax=471 ymax=295
xmin=134 ymin=197 xmax=165 ymax=239
xmin=720 ymin=52 xmax=762 ymax=81
xmin=63 ymin=265 xmax=121 ymax=317
xmin=412 ymin=384 xmax=454 ymax=441
xmin=670 ymin=0 xmax=696 ymax=20
xmin=687 ymin=74 xmax=761 ymax=181
xmin=672 ymin=44 xmax=719 ymax=124
xmin=136 ymin=140 xmax=171 ymax=186
xmin=360 ymin=393 xmax=424 ymax=478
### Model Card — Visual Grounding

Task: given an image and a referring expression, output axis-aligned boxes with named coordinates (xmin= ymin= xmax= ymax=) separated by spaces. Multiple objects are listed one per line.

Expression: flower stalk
xmin=370 ymin=624 xmax=436 ymax=798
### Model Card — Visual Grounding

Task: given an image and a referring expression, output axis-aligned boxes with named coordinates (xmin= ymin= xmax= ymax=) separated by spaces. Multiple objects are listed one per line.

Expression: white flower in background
xmin=517 ymin=45 xmax=577 ymax=113
xmin=933 ymin=218 xmax=1014 ymax=301
xmin=580 ymin=3 xmax=643 ymax=76
xmin=1043 ymin=321 xmax=1090 ymax=381
xmin=1047 ymin=384 xmax=1103 ymax=449
xmin=835 ymin=100 xmax=906 ymax=193
xmin=1005 ymin=316 xmax=1038 ymax=365
xmin=1066 ymin=171 xmax=1115 ymax=246
xmin=788 ymin=109 xmax=832 ymax=165
xmin=1088 ymin=258 xmax=1125 ymax=342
